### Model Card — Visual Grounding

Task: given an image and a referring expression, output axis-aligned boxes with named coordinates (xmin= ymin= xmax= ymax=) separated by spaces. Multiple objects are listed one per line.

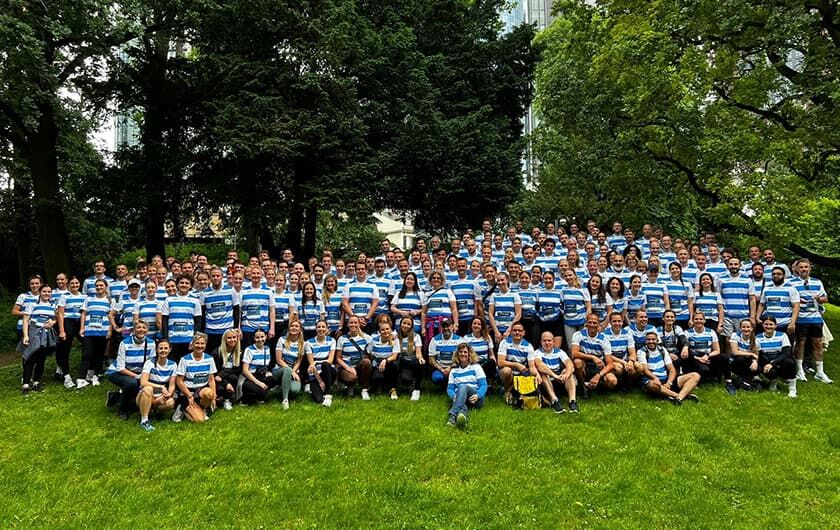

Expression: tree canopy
xmin=0 ymin=0 xmax=538 ymax=287
xmin=528 ymin=0 xmax=840 ymax=267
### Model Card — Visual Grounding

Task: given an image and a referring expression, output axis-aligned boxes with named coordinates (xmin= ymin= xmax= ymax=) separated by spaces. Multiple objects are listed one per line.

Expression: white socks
xmin=796 ymin=359 xmax=804 ymax=372
xmin=816 ymin=361 xmax=825 ymax=375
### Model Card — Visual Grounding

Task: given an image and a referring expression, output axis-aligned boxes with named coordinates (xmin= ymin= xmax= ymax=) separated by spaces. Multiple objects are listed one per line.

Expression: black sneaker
xmin=31 ymin=382 xmax=43 ymax=392
xmin=671 ymin=397 xmax=683 ymax=406
xmin=105 ymin=391 xmax=120 ymax=408
xmin=21 ymin=385 xmax=30 ymax=396
xmin=53 ymin=371 xmax=63 ymax=382
xmin=551 ymin=400 xmax=566 ymax=414
xmin=580 ymin=384 xmax=590 ymax=400
xmin=118 ymin=411 xmax=130 ymax=421
xmin=739 ymin=380 xmax=752 ymax=391
xmin=346 ymin=386 xmax=354 ymax=398
xmin=684 ymin=393 xmax=700 ymax=403
xmin=725 ymin=381 xmax=737 ymax=396
xmin=446 ymin=415 xmax=457 ymax=427
xmin=568 ymin=400 xmax=579 ymax=414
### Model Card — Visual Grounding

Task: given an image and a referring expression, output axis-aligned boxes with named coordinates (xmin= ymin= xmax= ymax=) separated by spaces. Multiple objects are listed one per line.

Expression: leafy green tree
xmin=532 ymin=0 xmax=840 ymax=268
xmin=0 ymin=0 xmax=131 ymax=280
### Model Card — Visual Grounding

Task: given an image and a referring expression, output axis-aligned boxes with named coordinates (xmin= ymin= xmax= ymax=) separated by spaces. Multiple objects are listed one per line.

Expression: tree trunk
xmin=11 ymin=166 xmax=34 ymax=288
xmin=246 ymin=221 xmax=261 ymax=257
xmin=141 ymin=36 xmax=169 ymax=262
xmin=286 ymin=181 xmax=305 ymax=259
xmin=259 ymin=226 xmax=278 ymax=257
xmin=303 ymin=204 xmax=318 ymax=260
xmin=27 ymin=102 xmax=73 ymax=280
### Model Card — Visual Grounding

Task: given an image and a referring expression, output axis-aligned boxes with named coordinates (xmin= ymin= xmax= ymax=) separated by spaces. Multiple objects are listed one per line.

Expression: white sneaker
xmin=223 ymin=399 xmax=233 ymax=410
xmin=282 ymin=399 xmax=289 ymax=410
xmin=304 ymin=383 xmax=311 ymax=394
xmin=172 ymin=407 xmax=183 ymax=422
xmin=410 ymin=389 xmax=421 ymax=401
xmin=90 ymin=375 xmax=101 ymax=387
xmin=323 ymin=394 xmax=332 ymax=408
xmin=389 ymin=389 xmax=398 ymax=400
xmin=815 ymin=372 xmax=833 ymax=384
xmin=796 ymin=371 xmax=808 ymax=382
xmin=63 ymin=375 xmax=75 ymax=389
xmin=788 ymin=386 xmax=798 ymax=398
xmin=361 ymin=389 xmax=370 ymax=401
xmin=75 ymin=378 xmax=89 ymax=389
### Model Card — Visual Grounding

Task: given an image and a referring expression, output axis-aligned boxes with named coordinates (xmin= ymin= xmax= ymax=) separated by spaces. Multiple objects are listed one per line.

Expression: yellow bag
xmin=513 ymin=375 xmax=541 ymax=410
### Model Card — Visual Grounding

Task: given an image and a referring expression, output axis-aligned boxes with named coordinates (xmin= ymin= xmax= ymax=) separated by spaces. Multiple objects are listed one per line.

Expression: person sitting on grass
xmin=682 ymin=311 xmax=720 ymax=381
xmin=755 ymin=316 xmax=798 ymax=398
xmin=273 ymin=318 xmax=305 ymax=410
xmin=529 ymin=331 xmax=578 ymax=414
xmin=367 ymin=318 xmax=401 ymax=400
xmin=603 ymin=311 xmax=638 ymax=387
xmin=105 ymin=319 xmax=155 ymax=420
xmin=210 ymin=329 xmax=242 ymax=410
xmin=305 ymin=320 xmax=337 ymax=407
xmin=396 ymin=316 xmax=425 ymax=401
xmin=729 ymin=319 xmax=760 ymax=391
xmin=173 ymin=332 xmax=217 ymax=422
xmin=446 ymin=342 xmax=487 ymax=429
xmin=136 ymin=338 xmax=177 ymax=432
xmin=498 ymin=320 xmax=535 ymax=405
xmin=638 ymin=331 xmax=700 ymax=406
xmin=572 ymin=313 xmax=617 ymax=398
xmin=240 ymin=329 xmax=275 ymax=405
xmin=335 ymin=315 xmax=373 ymax=399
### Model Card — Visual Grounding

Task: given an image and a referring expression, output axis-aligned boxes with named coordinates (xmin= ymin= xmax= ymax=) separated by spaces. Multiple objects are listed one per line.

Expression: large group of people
xmin=12 ymin=219 xmax=833 ymax=431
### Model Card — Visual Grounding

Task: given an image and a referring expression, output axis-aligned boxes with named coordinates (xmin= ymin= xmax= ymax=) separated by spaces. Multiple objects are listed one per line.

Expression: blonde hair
xmin=219 ymin=329 xmax=241 ymax=367
xmin=284 ymin=316 xmax=305 ymax=354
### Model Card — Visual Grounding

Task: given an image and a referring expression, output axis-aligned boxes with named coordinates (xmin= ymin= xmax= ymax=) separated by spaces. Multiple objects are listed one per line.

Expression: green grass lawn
xmin=1 ymin=310 xmax=840 ymax=528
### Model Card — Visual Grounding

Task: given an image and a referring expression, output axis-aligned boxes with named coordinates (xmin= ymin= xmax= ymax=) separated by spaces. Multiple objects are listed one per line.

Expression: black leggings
xmin=711 ymin=353 xmax=731 ymax=380
xmin=241 ymin=379 xmax=269 ymax=403
xmin=370 ymin=359 xmax=399 ymax=392
xmin=309 ymin=363 xmax=335 ymax=404
xmin=398 ymin=358 xmax=424 ymax=390
xmin=22 ymin=348 xmax=51 ymax=385
xmin=731 ymin=356 xmax=757 ymax=381
xmin=760 ymin=355 xmax=797 ymax=380
xmin=56 ymin=318 xmax=80 ymax=375
xmin=241 ymin=371 xmax=276 ymax=404
xmin=80 ymin=335 xmax=108 ymax=377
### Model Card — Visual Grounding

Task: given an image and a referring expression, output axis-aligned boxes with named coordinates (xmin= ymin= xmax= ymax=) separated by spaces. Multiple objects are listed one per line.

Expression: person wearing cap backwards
xmin=110 ymin=278 xmax=144 ymax=339
xmin=428 ymin=318 xmax=461 ymax=389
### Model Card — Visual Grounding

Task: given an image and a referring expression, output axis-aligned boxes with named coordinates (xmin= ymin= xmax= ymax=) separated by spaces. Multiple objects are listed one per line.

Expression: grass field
xmin=1 ymin=309 xmax=839 ymax=528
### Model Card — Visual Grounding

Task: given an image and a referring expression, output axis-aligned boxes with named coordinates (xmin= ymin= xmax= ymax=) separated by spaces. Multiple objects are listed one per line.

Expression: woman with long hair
xmin=56 ymin=276 xmax=85 ymax=389
xmin=211 ymin=329 xmax=242 ymax=410
xmin=396 ymin=316 xmax=425 ymax=401
xmin=273 ymin=318 xmax=305 ymax=410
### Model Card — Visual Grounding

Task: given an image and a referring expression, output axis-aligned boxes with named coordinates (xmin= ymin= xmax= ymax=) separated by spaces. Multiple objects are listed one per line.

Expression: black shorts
xmin=796 ymin=323 xmax=823 ymax=339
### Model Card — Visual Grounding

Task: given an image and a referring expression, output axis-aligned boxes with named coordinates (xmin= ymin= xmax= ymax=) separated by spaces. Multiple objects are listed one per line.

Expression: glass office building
xmin=499 ymin=0 xmax=555 ymax=182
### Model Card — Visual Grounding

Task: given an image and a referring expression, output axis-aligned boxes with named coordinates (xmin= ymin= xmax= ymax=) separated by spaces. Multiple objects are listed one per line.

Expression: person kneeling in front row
xmin=136 ymin=339 xmax=177 ymax=432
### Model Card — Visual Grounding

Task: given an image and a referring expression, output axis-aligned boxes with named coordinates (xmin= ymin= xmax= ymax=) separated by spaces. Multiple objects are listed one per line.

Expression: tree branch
xmin=787 ymin=242 xmax=840 ymax=268
xmin=646 ymin=149 xmax=720 ymax=205
xmin=713 ymin=85 xmax=797 ymax=132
